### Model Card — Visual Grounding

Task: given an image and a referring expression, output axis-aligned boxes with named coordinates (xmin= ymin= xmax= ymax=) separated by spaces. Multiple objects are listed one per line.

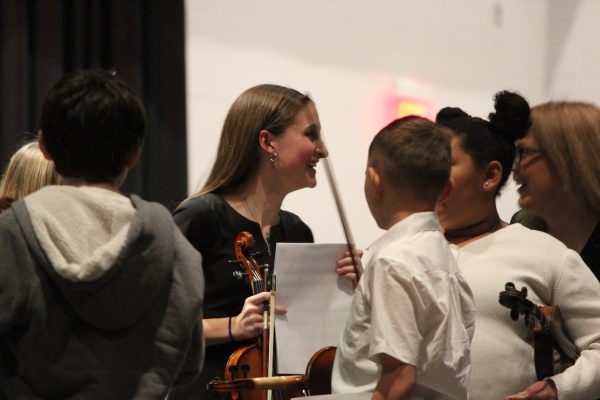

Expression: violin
xmin=499 ymin=282 xmax=578 ymax=379
xmin=304 ymin=346 xmax=337 ymax=396
xmin=208 ymin=232 xmax=304 ymax=400
xmin=209 ymin=346 xmax=337 ymax=398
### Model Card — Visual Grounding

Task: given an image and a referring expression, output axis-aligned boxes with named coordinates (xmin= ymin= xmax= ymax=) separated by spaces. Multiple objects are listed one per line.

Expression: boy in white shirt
xmin=331 ymin=116 xmax=476 ymax=400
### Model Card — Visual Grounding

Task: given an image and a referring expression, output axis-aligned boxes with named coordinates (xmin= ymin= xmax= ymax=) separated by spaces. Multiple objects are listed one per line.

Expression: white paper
xmin=274 ymin=243 xmax=354 ymax=374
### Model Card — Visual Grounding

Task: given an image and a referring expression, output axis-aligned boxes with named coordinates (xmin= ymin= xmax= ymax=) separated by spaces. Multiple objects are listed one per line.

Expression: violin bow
xmin=266 ymin=276 xmax=276 ymax=400
xmin=322 ymin=156 xmax=364 ymax=282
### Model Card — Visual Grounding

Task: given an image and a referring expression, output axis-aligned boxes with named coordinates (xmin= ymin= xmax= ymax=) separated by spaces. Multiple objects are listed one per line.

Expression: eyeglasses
xmin=513 ymin=145 xmax=545 ymax=167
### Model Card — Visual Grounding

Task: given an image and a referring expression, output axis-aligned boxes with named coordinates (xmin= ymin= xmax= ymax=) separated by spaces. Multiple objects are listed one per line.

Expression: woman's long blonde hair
xmin=190 ymin=84 xmax=312 ymax=199
xmin=0 ymin=141 xmax=59 ymax=201
xmin=529 ymin=101 xmax=600 ymax=214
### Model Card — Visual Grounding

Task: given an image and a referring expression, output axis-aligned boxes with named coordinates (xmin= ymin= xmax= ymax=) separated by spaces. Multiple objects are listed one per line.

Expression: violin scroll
xmin=499 ymin=282 xmax=538 ymax=326
xmin=498 ymin=282 xmax=580 ymax=379
xmin=230 ymin=232 xmax=271 ymax=294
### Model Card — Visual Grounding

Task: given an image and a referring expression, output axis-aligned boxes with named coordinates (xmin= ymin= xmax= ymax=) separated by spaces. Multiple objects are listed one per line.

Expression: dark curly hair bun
xmin=488 ymin=90 xmax=531 ymax=142
xmin=436 ymin=107 xmax=470 ymax=123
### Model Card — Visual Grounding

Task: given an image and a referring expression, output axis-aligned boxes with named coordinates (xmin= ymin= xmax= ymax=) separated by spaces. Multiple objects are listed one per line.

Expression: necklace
xmin=243 ymin=196 xmax=272 ymax=254
xmin=243 ymin=196 xmax=257 ymax=222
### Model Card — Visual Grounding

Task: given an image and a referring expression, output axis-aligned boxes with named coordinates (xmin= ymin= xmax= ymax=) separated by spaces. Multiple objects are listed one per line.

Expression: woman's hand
xmin=336 ymin=248 xmax=364 ymax=285
xmin=231 ymin=291 xmax=287 ymax=341
xmin=505 ymin=380 xmax=557 ymax=400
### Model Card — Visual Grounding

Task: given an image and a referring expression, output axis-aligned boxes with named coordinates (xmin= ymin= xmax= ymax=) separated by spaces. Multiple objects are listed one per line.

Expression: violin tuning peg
xmin=250 ymin=251 xmax=264 ymax=259
xmin=505 ymin=282 xmax=515 ymax=290
xmin=259 ymin=263 xmax=270 ymax=271
xmin=510 ymin=308 xmax=519 ymax=321
xmin=232 ymin=271 xmax=247 ymax=281
xmin=522 ymin=286 xmax=528 ymax=297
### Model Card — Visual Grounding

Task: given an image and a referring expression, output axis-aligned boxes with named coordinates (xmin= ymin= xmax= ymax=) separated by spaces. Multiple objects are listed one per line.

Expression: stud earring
xmin=269 ymin=152 xmax=279 ymax=163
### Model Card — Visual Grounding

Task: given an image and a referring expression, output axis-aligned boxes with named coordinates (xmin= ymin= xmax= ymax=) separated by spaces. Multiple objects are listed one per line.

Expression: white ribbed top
xmin=453 ymin=224 xmax=600 ymax=400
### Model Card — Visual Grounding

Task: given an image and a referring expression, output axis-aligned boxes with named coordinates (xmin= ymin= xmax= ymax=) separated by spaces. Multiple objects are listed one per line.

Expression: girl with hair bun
xmin=436 ymin=91 xmax=600 ymax=400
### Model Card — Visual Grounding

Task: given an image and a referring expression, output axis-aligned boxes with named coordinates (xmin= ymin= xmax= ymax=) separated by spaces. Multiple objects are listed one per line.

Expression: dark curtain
xmin=0 ymin=0 xmax=188 ymax=210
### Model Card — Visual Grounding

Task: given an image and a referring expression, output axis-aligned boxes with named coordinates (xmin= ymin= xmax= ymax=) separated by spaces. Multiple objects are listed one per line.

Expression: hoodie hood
xmin=26 ymin=186 xmax=136 ymax=282
xmin=18 ymin=186 xmax=175 ymax=330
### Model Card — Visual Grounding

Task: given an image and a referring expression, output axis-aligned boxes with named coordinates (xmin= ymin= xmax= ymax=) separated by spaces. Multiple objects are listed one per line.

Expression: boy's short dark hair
xmin=368 ymin=116 xmax=451 ymax=204
xmin=39 ymin=69 xmax=146 ymax=183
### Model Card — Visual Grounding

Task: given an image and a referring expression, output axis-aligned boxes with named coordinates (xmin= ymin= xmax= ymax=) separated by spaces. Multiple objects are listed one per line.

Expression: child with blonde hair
xmin=0 ymin=141 xmax=58 ymax=212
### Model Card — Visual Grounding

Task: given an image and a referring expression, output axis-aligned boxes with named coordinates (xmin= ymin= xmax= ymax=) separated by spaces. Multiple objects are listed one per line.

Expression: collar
xmin=364 ymin=212 xmax=440 ymax=265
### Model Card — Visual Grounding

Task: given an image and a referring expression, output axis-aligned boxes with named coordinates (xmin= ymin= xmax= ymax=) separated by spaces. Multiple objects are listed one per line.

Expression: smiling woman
xmin=167 ymin=84 xmax=358 ymax=400
xmin=512 ymin=101 xmax=600 ymax=277
xmin=261 ymin=101 xmax=326 ymax=193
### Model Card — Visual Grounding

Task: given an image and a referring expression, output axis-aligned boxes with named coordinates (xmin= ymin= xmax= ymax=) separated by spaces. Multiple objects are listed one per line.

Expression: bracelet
xmin=228 ymin=316 xmax=237 ymax=343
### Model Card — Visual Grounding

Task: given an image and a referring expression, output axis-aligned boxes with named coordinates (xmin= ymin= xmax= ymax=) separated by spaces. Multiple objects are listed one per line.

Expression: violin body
xmin=210 ymin=345 xmax=339 ymax=399
xmin=222 ymin=345 xmax=305 ymax=399
xmin=305 ymin=346 xmax=336 ymax=396
xmin=224 ymin=344 xmax=263 ymax=400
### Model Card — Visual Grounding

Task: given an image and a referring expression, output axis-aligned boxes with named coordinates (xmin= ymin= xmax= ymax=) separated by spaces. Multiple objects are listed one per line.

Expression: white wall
xmin=546 ymin=0 xmax=600 ymax=103
xmin=184 ymin=0 xmax=547 ymax=248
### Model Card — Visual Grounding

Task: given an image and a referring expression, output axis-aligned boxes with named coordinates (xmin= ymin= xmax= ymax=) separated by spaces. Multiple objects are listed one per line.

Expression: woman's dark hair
xmin=436 ymin=91 xmax=530 ymax=191
xmin=39 ymin=69 xmax=146 ymax=183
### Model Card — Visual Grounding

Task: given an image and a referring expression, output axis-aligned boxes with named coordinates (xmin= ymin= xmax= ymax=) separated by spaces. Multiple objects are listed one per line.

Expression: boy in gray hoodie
xmin=0 ymin=69 xmax=204 ymax=399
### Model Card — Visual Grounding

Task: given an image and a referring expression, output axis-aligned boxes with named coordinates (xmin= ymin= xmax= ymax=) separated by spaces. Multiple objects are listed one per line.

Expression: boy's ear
xmin=438 ymin=176 xmax=455 ymax=204
xmin=483 ymin=160 xmax=502 ymax=192
xmin=37 ymin=130 xmax=53 ymax=161
xmin=367 ymin=166 xmax=383 ymax=196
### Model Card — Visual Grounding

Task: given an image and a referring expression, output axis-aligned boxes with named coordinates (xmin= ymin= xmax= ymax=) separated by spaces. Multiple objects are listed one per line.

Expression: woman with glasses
xmin=435 ymin=92 xmax=600 ymax=400
xmin=512 ymin=102 xmax=600 ymax=279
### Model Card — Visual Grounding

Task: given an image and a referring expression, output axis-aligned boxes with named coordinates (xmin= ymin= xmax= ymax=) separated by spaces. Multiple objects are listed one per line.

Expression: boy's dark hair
xmin=436 ymin=91 xmax=530 ymax=191
xmin=368 ymin=116 xmax=451 ymax=204
xmin=39 ymin=69 xmax=146 ymax=183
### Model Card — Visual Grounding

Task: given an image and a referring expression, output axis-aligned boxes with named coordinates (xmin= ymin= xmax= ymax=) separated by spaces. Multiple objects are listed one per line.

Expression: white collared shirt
xmin=331 ymin=212 xmax=475 ymax=399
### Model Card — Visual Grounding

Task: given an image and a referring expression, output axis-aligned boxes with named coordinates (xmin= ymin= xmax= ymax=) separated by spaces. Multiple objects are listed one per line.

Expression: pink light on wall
xmin=383 ymin=95 xmax=435 ymax=122
xmin=368 ymin=77 xmax=436 ymax=134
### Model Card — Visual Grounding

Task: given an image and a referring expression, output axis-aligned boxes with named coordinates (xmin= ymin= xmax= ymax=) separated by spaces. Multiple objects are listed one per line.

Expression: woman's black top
xmin=168 ymin=193 xmax=313 ymax=399
xmin=512 ymin=210 xmax=600 ymax=281
xmin=581 ymin=222 xmax=600 ymax=280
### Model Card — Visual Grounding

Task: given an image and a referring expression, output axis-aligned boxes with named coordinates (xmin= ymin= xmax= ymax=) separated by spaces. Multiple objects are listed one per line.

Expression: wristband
xmin=228 ymin=316 xmax=237 ymax=343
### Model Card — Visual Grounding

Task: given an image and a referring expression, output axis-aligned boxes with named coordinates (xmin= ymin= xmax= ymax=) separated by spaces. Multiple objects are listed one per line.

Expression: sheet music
xmin=274 ymin=243 xmax=354 ymax=374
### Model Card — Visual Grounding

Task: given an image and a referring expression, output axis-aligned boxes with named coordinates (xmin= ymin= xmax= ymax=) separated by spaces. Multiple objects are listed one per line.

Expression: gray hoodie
xmin=0 ymin=186 xmax=204 ymax=399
